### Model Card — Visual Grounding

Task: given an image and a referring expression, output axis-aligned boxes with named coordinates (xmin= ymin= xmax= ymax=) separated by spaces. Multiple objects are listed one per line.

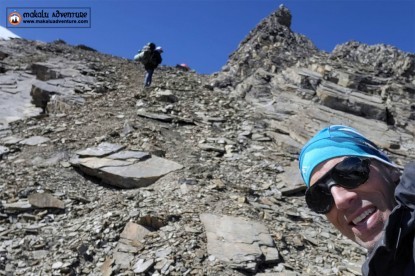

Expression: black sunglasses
xmin=305 ymin=157 xmax=371 ymax=214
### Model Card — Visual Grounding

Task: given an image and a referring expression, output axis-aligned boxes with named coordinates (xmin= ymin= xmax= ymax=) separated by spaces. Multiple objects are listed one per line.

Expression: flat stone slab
xmin=72 ymin=157 xmax=133 ymax=170
xmin=2 ymin=200 xmax=32 ymax=213
xmin=19 ymin=136 xmax=50 ymax=146
xmin=316 ymin=81 xmax=386 ymax=121
xmin=108 ymin=151 xmax=150 ymax=161
xmin=198 ymin=143 xmax=225 ymax=153
xmin=114 ymin=222 xmax=147 ymax=257
xmin=71 ymin=144 xmax=183 ymax=189
xmin=0 ymin=60 xmax=98 ymax=127
xmin=277 ymin=161 xmax=306 ymax=196
xmin=120 ymin=221 xmax=151 ymax=241
xmin=137 ymin=111 xmax=174 ymax=122
xmin=1 ymin=136 xmax=23 ymax=145
xmin=113 ymin=251 xmax=134 ymax=269
xmin=31 ymin=80 xmax=74 ymax=95
xmin=133 ymin=259 xmax=155 ymax=274
xmin=99 ymin=156 xmax=183 ymax=188
xmin=200 ymin=213 xmax=279 ymax=272
xmin=0 ymin=72 xmax=40 ymax=127
xmin=75 ymin=142 xmax=125 ymax=157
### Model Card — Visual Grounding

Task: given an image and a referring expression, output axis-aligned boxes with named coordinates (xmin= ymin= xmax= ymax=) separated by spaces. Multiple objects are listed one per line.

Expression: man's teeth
xmin=352 ymin=208 xmax=376 ymax=224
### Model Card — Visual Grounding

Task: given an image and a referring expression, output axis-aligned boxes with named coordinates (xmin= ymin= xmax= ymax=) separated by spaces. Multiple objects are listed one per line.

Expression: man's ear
xmin=376 ymin=160 xmax=401 ymax=185
xmin=389 ymin=167 xmax=402 ymax=186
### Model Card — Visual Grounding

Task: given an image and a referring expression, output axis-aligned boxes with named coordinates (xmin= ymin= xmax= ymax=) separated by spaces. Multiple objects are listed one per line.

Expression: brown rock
xmin=28 ymin=193 xmax=65 ymax=209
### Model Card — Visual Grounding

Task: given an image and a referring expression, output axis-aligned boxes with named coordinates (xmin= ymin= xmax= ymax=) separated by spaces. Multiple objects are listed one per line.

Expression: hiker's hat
xmin=148 ymin=42 xmax=156 ymax=50
xmin=156 ymin=46 xmax=163 ymax=53
xmin=299 ymin=125 xmax=397 ymax=187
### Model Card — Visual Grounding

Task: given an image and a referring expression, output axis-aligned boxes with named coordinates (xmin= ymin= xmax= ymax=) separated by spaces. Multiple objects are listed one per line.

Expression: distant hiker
xmin=134 ymin=42 xmax=163 ymax=87
xmin=176 ymin=63 xmax=190 ymax=72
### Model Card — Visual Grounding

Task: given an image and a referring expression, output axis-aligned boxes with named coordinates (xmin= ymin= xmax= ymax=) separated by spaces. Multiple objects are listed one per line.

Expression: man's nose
xmin=330 ymin=185 xmax=358 ymax=210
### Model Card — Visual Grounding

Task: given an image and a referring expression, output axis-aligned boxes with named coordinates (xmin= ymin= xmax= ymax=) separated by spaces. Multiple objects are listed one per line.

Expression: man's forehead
xmin=310 ymin=156 xmax=347 ymax=186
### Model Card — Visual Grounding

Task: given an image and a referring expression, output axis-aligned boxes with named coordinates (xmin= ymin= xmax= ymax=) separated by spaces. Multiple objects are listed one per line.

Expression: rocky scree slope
xmin=1 ymin=5 xmax=415 ymax=276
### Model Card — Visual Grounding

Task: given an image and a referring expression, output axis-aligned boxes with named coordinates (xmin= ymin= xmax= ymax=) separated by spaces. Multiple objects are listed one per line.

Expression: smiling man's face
xmin=310 ymin=157 xmax=398 ymax=250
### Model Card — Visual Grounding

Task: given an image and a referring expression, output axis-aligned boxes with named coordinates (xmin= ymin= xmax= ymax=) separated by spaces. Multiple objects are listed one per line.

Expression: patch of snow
xmin=0 ymin=26 xmax=20 ymax=40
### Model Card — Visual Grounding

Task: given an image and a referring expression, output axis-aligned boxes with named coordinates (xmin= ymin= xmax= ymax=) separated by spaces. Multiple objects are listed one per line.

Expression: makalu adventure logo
xmin=8 ymin=12 xmax=22 ymax=26
xmin=6 ymin=8 xmax=91 ymax=28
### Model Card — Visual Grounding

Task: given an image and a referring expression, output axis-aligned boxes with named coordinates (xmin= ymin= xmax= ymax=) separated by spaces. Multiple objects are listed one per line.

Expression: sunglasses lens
xmin=305 ymin=183 xmax=334 ymax=214
xmin=331 ymin=157 xmax=370 ymax=188
xmin=305 ymin=157 xmax=371 ymax=214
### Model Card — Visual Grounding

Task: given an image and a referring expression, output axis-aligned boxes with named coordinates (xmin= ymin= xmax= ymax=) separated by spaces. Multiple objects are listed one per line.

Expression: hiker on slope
xmin=134 ymin=42 xmax=163 ymax=88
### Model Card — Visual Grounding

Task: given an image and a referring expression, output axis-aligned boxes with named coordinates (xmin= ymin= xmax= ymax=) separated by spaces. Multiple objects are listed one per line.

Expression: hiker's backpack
xmin=133 ymin=43 xmax=156 ymax=65
xmin=134 ymin=45 xmax=151 ymax=64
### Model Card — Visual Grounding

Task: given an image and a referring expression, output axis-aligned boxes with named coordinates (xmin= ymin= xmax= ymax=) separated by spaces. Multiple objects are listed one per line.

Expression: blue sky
xmin=1 ymin=0 xmax=414 ymax=74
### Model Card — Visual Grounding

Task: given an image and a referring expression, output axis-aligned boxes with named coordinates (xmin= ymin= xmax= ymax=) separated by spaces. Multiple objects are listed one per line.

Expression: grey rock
xmin=30 ymin=80 xmax=74 ymax=111
xmin=0 ymin=50 xmax=8 ymax=60
xmin=19 ymin=136 xmax=50 ymax=146
xmin=0 ymin=136 xmax=23 ymax=145
xmin=0 ymin=145 xmax=9 ymax=158
xmin=198 ymin=143 xmax=225 ymax=153
xmin=265 ymin=131 xmax=302 ymax=155
xmin=331 ymin=41 xmax=415 ymax=78
xmin=316 ymin=81 xmax=387 ymax=121
xmin=113 ymin=251 xmax=133 ymax=269
xmin=133 ymin=259 xmax=155 ymax=273
xmin=70 ymin=157 xmax=133 ymax=169
xmin=155 ymin=90 xmax=178 ymax=103
xmin=48 ymin=94 xmax=85 ymax=114
xmin=204 ymin=116 xmax=226 ymax=123
xmin=137 ymin=110 xmax=174 ymax=122
xmin=122 ymin=121 xmax=135 ymax=135
xmin=200 ymin=213 xmax=279 ymax=272
xmin=0 ymin=126 xmax=12 ymax=139
xmin=31 ymin=62 xmax=61 ymax=81
xmin=2 ymin=200 xmax=32 ymax=213
xmin=278 ymin=161 xmax=306 ymax=196
xmin=252 ymin=133 xmax=271 ymax=142
xmin=0 ymin=72 xmax=39 ymax=126
xmin=32 ymin=250 xmax=49 ymax=260
xmin=275 ymin=4 xmax=292 ymax=27
xmin=107 ymin=150 xmax=150 ymax=161
xmin=31 ymin=151 xmax=70 ymax=167
xmin=75 ymin=142 xmax=125 ymax=157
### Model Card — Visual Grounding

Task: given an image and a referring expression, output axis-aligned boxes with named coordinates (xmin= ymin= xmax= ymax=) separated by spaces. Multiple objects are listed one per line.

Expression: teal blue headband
xmin=299 ymin=125 xmax=395 ymax=187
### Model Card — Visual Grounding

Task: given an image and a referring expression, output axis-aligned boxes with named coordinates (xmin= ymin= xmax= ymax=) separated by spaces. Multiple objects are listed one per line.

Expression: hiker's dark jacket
xmin=144 ymin=50 xmax=162 ymax=70
xmin=362 ymin=162 xmax=415 ymax=275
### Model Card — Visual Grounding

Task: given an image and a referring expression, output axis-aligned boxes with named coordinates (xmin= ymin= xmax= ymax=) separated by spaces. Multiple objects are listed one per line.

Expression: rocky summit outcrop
xmin=212 ymin=4 xmax=318 ymax=88
xmin=0 ymin=5 xmax=414 ymax=276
